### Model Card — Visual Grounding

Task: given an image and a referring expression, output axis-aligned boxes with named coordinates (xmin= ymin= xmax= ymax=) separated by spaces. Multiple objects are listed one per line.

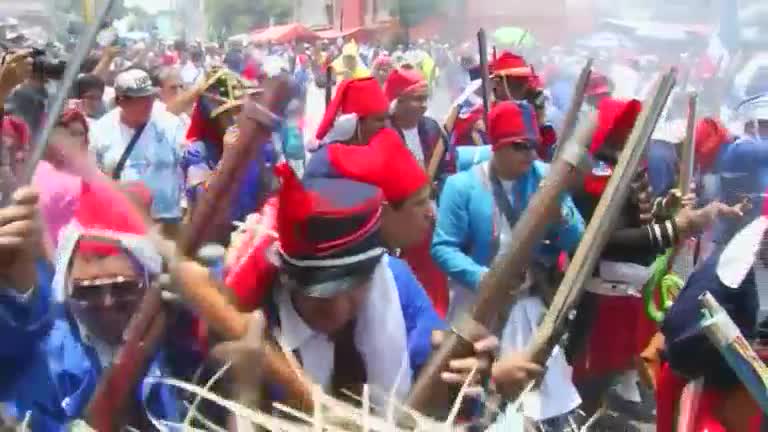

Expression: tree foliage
xmin=206 ymin=0 xmax=293 ymax=35
xmin=394 ymin=0 xmax=442 ymax=29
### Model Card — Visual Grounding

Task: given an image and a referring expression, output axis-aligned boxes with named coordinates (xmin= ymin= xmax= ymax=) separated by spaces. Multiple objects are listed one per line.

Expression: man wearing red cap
xmin=385 ymin=67 xmax=454 ymax=185
xmin=383 ymin=68 xmax=454 ymax=316
xmin=585 ymin=72 xmax=614 ymax=110
xmin=566 ymin=98 xmax=744 ymax=418
xmin=0 ymin=182 xmax=228 ymax=428
xmin=432 ymin=101 xmax=586 ymax=427
xmin=445 ymin=65 xmax=488 ymax=148
xmin=259 ymin=164 xmax=495 ymax=406
xmin=314 ymin=77 xmax=389 ymax=147
xmin=303 ymin=128 xmax=449 ymax=315
xmin=490 ymin=51 xmax=556 ymax=161
xmin=490 ymin=52 xmax=546 ymax=111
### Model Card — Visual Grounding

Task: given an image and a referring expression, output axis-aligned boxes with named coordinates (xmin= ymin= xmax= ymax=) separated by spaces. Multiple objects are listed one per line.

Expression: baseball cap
xmin=114 ymin=69 xmax=157 ymax=98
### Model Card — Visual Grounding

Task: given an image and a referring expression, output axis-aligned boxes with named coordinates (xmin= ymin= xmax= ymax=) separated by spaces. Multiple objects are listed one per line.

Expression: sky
xmin=124 ymin=0 xmax=172 ymax=14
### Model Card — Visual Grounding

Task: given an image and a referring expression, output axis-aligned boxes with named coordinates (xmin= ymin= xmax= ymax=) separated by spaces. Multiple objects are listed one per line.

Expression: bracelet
xmin=669 ymin=219 xmax=679 ymax=243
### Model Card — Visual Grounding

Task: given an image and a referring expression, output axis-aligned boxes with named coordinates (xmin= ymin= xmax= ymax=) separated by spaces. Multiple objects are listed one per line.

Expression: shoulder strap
xmin=488 ymin=164 xmax=521 ymax=229
xmin=112 ymin=123 xmax=147 ymax=180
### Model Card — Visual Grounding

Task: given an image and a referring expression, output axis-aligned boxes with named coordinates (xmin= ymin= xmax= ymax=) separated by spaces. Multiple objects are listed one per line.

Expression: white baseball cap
xmin=114 ymin=69 xmax=157 ymax=98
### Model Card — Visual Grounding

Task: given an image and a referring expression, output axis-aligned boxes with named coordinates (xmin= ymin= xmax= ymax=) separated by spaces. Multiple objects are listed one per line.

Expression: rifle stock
xmin=406 ymin=118 xmax=597 ymax=418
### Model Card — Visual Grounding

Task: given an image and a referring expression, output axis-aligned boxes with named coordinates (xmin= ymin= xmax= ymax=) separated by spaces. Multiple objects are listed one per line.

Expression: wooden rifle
xmin=84 ymin=78 xmax=313 ymax=430
xmin=477 ymin=28 xmax=491 ymax=131
xmin=551 ymin=58 xmax=593 ymax=161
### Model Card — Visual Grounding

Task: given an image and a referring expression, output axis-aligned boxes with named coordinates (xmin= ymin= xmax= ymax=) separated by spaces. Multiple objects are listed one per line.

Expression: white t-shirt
xmin=402 ymin=127 xmax=425 ymax=167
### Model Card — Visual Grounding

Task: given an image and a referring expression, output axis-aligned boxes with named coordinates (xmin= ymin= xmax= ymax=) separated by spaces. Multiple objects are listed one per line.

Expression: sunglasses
xmin=507 ymin=140 xmax=536 ymax=151
xmin=69 ymin=276 xmax=145 ymax=305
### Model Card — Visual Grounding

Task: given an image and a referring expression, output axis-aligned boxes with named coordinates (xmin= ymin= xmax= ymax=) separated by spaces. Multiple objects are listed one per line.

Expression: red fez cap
xmin=491 ymin=51 xmax=533 ymax=78
xmin=384 ymin=68 xmax=428 ymax=102
xmin=695 ymin=117 xmax=731 ymax=173
xmin=326 ymin=128 xmax=429 ymax=203
xmin=586 ymin=72 xmax=613 ymax=97
xmin=74 ymin=182 xmax=149 ymax=256
xmin=590 ymin=98 xmax=642 ymax=154
xmin=453 ymin=105 xmax=484 ymax=142
xmin=489 ymin=101 xmax=541 ymax=151
xmin=315 ymin=77 xmax=388 ymax=141
xmin=274 ymin=164 xmax=386 ymax=296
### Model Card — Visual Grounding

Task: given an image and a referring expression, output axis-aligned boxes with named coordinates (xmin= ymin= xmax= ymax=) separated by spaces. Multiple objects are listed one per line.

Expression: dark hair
xmin=73 ymin=74 xmax=105 ymax=98
xmin=150 ymin=66 xmax=177 ymax=87
xmin=80 ymin=54 xmax=101 ymax=74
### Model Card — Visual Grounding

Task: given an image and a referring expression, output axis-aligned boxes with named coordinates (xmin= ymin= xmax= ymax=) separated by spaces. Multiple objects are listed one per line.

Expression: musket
xmin=85 ymin=79 xmax=313 ymax=430
xmin=405 ymin=115 xmax=598 ymax=419
xmin=325 ymin=65 xmax=333 ymax=107
xmin=477 ymin=28 xmax=491 ymax=130
xmin=525 ymin=70 xmax=677 ymax=373
xmin=679 ymin=92 xmax=698 ymax=196
xmin=20 ymin=0 xmax=117 ymax=186
xmin=552 ymin=58 xmax=593 ymax=161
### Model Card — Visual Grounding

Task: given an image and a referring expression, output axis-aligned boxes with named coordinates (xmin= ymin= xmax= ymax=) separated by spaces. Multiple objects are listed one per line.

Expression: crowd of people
xmin=0 ymin=13 xmax=767 ymax=431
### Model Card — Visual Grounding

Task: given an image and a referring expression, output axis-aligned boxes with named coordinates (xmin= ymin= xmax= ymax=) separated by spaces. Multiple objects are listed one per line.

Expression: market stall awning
xmin=250 ymin=24 xmax=320 ymax=44
xmin=316 ymin=27 xmax=368 ymax=40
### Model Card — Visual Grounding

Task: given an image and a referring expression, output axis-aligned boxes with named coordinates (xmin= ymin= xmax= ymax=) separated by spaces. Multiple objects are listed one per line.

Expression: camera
xmin=30 ymin=48 xmax=66 ymax=80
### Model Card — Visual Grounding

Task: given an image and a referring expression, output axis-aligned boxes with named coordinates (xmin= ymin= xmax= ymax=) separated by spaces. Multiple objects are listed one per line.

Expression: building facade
xmin=294 ymin=0 xmax=393 ymax=30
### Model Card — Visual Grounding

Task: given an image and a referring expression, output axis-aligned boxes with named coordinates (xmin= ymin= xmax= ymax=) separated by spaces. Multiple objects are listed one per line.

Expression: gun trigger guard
xmin=451 ymin=314 xmax=490 ymax=346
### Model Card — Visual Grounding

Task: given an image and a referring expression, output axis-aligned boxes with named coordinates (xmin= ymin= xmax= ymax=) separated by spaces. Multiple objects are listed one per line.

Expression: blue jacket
xmin=388 ymin=256 xmax=447 ymax=371
xmin=715 ymin=136 xmax=768 ymax=242
xmin=432 ymin=160 xmax=585 ymax=290
xmin=662 ymin=245 xmax=758 ymax=388
xmin=0 ymin=264 xmax=183 ymax=430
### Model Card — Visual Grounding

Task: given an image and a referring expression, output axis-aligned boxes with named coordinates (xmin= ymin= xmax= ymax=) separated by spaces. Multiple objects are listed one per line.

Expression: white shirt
xmin=402 ymin=127 xmax=425 ymax=167
xmin=90 ymin=108 xmax=185 ymax=220
xmin=153 ymin=100 xmax=191 ymax=132
xmin=181 ymin=62 xmax=204 ymax=86
xmin=275 ymin=286 xmax=335 ymax=389
xmin=495 ymin=180 xmax=581 ymax=420
xmin=273 ymin=256 xmax=412 ymax=406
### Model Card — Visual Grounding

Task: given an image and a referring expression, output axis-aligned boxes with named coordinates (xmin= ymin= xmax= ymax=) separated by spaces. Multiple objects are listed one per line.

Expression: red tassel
xmin=274 ymin=162 xmax=312 ymax=256
xmin=225 ymin=197 xmax=279 ymax=311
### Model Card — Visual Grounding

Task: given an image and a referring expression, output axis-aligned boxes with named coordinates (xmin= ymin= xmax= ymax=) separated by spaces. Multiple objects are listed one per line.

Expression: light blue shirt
xmin=90 ymin=107 xmax=185 ymax=220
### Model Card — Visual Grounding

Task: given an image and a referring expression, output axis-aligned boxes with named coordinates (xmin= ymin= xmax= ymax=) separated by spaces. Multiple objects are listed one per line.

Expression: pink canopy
xmin=250 ymin=24 xmax=320 ymax=44
xmin=316 ymin=27 xmax=368 ymax=40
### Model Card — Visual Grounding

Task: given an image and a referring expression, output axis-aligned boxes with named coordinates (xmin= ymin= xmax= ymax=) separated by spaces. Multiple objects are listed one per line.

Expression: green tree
xmin=206 ymin=0 xmax=293 ymax=36
xmin=393 ymin=0 xmax=441 ymax=29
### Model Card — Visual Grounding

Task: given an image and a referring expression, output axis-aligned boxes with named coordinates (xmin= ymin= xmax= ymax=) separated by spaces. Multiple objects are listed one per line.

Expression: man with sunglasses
xmin=0 ymin=183 xmax=193 ymax=430
xmin=432 ymin=101 xmax=586 ymax=428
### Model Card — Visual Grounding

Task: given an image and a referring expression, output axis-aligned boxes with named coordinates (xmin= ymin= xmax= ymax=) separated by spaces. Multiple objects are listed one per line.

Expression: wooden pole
xmin=552 ymin=58 xmax=593 ymax=161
